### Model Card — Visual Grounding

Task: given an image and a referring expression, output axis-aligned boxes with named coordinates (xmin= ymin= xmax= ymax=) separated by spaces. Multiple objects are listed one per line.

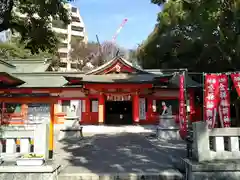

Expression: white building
xmin=0 ymin=30 xmax=11 ymax=42
xmin=52 ymin=4 xmax=88 ymax=71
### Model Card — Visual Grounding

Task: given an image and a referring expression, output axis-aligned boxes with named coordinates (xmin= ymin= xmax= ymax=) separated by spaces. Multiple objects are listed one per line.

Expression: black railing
xmin=186 ymin=122 xmax=193 ymax=159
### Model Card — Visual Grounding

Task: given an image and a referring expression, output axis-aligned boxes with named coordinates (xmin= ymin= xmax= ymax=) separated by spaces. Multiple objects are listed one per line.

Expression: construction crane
xmin=111 ymin=18 xmax=128 ymax=44
xmin=83 ymin=18 xmax=128 ymax=69
xmin=97 ymin=18 xmax=128 ymax=59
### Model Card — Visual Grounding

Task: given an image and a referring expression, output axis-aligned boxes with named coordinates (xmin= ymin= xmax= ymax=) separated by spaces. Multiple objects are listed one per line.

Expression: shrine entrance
xmin=105 ymin=99 xmax=133 ymax=125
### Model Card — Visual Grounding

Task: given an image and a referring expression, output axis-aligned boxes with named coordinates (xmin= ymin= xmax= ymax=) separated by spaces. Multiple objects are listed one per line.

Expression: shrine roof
xmin=0 ymin=72 xmax=25 ymax=87
xmin=0 ymin=57 xmax=201 ymax=88
xmin=169 ymin=73 xmax=202 ymax=88
xmin=64 ymin=73 xmax=173 ymax=85
xmin=85 ymin=56 xmax=150 ymax=75
xmin=10 ymin=59 xmax=52 ymax=73
xmin=0 ymin=60 xmax=16 ymax=73
xmin=15 ymin=74 xmax=68 ymax=88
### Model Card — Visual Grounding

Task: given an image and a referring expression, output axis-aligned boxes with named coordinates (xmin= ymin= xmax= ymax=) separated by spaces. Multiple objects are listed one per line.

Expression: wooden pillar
xmin=85 ymin=98 xmax=91 ymax=123
xmin=98 ymin=93 xmax=105 ymax=125
xmin=133 ymin=93 xmax=139 ymax=124
xmin=57 ymin=99 xmax=62 ymax=112
xmin=49 ymin=103 xmax=54 ymax=159
xmin=148 ymin=97 xmax=153 ymax=121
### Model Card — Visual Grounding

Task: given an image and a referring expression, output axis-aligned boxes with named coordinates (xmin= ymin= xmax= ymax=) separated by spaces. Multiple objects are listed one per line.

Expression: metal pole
xmin=227 ymin=73 xmax=232 ymax=127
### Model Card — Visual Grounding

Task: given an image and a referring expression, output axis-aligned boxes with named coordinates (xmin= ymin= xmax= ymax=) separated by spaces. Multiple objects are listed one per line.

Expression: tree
xmin=70 ymin=39 xmax=100 ymax=70
xmin=70 ymin=38 xmax=129 ymax=71
xmin=0 ymin=0 xmax=70 ymax=54
xmin=0 ymin=36 xmax=57 ymax=60
xmin=138 ymin=0 xmax=240 ymax=73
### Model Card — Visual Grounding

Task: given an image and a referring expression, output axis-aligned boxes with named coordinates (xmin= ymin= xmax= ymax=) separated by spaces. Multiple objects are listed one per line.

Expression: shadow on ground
xmin=57 ymin=132 xmax=185 ymax=174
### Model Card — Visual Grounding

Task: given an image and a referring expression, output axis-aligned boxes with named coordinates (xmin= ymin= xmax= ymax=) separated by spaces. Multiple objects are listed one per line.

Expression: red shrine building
xmin=0 ymin=57 xmax=201 ymax=125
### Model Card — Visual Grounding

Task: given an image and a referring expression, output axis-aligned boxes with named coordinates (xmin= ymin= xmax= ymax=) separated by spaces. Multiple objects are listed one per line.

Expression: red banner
xmin=204 ymin=74 xmax=219 ymax=129
xmin=179 ymin=74 xmax=186 ymax=130
xmin=231 ymin=73 xmax=240 ymax=96
xmin=218 ymin=74 xmax=231 ymax=127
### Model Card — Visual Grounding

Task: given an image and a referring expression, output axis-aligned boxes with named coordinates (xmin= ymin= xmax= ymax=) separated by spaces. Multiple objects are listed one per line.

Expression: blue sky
xmin=71 ymin=0 xmax=160 ymax=49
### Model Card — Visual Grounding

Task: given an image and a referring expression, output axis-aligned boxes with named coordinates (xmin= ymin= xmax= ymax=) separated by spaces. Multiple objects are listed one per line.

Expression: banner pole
xmin=227 ymin=73 xmax=231 ymax=126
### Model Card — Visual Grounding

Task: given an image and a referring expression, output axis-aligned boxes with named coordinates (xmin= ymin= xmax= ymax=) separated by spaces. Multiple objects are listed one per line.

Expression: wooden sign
xmin=106 ymin=95 xmax=131 ymax=101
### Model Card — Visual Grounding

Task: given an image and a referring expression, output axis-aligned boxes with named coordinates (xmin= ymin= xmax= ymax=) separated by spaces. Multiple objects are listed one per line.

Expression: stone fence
xmin=0 ymin=123 xmax=49 ymax=160
xmin=193 ymin=121 xmax=240 ymax=162
xmin=184 ymin=121 xmax=240 ymax=180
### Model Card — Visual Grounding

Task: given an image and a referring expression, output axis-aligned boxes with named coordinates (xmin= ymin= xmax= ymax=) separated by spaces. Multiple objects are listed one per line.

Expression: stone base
xmin=16 ymin=158 xmax=45 ymax=166
xmin=183 ymin=158 xmax=240 ymax=180
xmin=0 ymin=172 xmax=57 ymax=180
xmin=58 ymin=128 xmax=83 ymax=141
xmin=59 ymin=171 xmax=183 ymax=180
xmin=156 ymin=127 xmax=181 ymax=140
xmin=0 ymin=163 xmax=60 ymax=180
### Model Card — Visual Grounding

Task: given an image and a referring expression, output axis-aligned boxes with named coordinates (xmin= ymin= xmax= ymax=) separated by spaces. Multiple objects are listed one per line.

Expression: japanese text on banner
xmin=231 ymin=73 xmax=240 ymax=96
xmin=179 ymin=74 xmax=186 ymax=130
xmin=204 ymin=74 xmax=219 ymax=129
xmin=218 ymin=74 xmax=231 ymax=127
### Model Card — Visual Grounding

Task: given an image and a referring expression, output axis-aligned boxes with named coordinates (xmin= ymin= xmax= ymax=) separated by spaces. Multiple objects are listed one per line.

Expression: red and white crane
xmin=111 ymin=18 xmax=128 ymax=44
xmin=96 ymin=18 xmax=128 ymax=55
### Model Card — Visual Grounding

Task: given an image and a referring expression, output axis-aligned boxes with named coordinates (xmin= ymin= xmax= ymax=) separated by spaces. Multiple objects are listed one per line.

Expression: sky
xmin=71 ymin=0 xmax=160 ymax=49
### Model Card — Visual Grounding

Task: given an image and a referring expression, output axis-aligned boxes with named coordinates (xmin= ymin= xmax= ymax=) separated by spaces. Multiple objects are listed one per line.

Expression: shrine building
xmin=0 ymin=57 xmax=202 ymax=126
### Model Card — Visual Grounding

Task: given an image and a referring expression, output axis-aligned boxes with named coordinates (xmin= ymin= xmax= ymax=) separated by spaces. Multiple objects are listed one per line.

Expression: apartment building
xmin=52 ymin=4 xmax=88 ymax=71
xmin=0 ymin=29 xmax=11 ymax=42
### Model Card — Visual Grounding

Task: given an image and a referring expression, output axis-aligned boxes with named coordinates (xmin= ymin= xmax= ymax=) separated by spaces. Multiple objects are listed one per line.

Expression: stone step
xmin=58 ymin=171 xmax=184 ymax=180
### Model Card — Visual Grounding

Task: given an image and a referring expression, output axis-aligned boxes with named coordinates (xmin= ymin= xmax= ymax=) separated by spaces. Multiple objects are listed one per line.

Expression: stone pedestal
xmin=64 ymin=116 xmax=79 ymax=129
xmin=156 ymin=127 xmax=181 ymax=140
xmin=157 ymin=115 xmax=180 ymax=140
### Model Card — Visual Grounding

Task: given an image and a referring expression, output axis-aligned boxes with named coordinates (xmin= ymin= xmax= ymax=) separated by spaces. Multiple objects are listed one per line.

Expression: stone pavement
xmin=54 ymin=131 xmax=184 ymax=179
xmin=145 ymin=135 xmax=186 ymax=172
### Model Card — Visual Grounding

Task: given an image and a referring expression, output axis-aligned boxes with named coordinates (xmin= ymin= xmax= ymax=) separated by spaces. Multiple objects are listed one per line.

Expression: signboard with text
xmin=27 ymin=103 xmax=50 ymax=123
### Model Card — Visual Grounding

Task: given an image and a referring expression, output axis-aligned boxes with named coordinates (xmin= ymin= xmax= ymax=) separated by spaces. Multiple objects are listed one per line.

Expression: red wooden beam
xmin=69 ymin=79 xmax=82 ymax=84
xmin=0 ymin=97 xmax=58 ymax=103
xmin=0 ymin=87 xmax=86 ymax=94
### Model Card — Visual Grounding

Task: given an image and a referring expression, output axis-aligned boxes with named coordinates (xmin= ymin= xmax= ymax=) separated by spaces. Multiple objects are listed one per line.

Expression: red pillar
xmin=132 ymin=93 xmax=139 ymax=124
xmin=147 ymin=97 xmax=153 ymax=122
xmin=98 ymin=93 xmax=105 ymax=125
xmin=85 ymin=98 xmax=91 ymax=123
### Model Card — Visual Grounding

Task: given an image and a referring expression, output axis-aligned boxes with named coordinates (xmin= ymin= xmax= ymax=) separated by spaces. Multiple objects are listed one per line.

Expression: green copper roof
xmin=10 ymin=59 xmax=51 ymax=73
xmin=0 ymin=60 xmax=16 ymax=73
xmin=169 ymin=73 xmax=202 ymax=88
xmin=16 ymin=75 xmax=67 ymax=87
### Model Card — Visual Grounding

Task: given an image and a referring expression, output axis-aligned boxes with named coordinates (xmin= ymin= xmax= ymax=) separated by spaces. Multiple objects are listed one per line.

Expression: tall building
xmin=52 ymin=4 xmax=88 ymax=71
